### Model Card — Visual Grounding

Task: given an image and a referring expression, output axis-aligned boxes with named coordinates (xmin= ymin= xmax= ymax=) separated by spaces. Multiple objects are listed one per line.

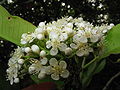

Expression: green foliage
xmin=0 ymin=5 xmax=36 ymax=46
xmin=80 ymin=24 xmax=120 ymax=88
xmin=80 ymin=59 xmax=106 ymax=88
xmin=102 ymin=24 xmax=120 ymax=58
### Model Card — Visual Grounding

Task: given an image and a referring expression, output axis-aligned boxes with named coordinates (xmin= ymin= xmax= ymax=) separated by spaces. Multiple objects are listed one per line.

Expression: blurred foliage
xmin=0 ymin=0 xmax=120 ymax=90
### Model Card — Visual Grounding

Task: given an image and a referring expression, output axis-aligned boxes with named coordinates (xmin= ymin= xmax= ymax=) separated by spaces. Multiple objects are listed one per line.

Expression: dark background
xmin=0 ymin=0 xmax=120 ymax=90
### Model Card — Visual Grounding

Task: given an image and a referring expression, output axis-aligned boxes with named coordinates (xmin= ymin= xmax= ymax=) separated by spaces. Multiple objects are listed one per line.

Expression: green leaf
xmin=80 ymin=70 xmax=92 ymax=88
xmin=87 ymin=62 xmax=96 ymax=76
xmin=94 ymin=59 xmax=106 ymax=74
xmin=102 ymin=24 xmax=120 ymax=58
xmin=80 ymin=59 xmax=106 ymax=88
xmin=30 ymin=75 xmax=64 ymax=89
xmin=0 ymin=5 xmax=36 ymax=46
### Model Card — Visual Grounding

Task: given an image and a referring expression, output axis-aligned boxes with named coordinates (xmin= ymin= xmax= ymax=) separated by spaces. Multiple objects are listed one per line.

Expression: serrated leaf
xmin=0 ymin=5 xmax=36 ymax=46
xmin=102 ymin=24 xmax=120 ymax=58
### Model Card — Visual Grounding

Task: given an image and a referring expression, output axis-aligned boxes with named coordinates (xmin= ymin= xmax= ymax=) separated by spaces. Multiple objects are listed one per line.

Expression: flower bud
xmin=25 ymin=47 xmax=31 ymax=53
xmin=31 ymin=45 xmax=40 ymax=53
xmin=65 ymin=47 xmax=72 ymax=55
xmin=14 ymin=78 xmax=19 ymax=83
xmin=40 ymin=50 xmax=46 ymax=57
xmin=18 ymin=59 xmax=24 ymax=64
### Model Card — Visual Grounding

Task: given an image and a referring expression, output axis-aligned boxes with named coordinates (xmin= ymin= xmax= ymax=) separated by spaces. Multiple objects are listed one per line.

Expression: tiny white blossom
xmin=21 ymin=33 xmax=35 ymax=44
xmin=46 ymin=58 xmax=69 ymax=80
xmin=28 ymin=58 xmax=48 ymax=79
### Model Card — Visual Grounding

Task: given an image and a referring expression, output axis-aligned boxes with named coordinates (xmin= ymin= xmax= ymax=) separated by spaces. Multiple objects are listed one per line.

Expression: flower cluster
xmin=6 ymin=16 xmax=114 ymax=84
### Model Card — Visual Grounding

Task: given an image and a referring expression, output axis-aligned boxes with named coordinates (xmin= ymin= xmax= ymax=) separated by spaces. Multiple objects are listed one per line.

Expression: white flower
xmin=31 ymin=45 xmax=40 ymax=54
xmin=46 ymin=40 xmax=67 ymax=56
xmin=46 ymin=58 xmax=69 ymax=80
xmin=7 ymin=47 xmax=24 ymax=85
xmin=40 ymin=50 xmax=46 ymax=57
xmin=21 ymin=33 xmax=35 ymax=44
xmin=28 ymin=58 xmax=48 ymax=79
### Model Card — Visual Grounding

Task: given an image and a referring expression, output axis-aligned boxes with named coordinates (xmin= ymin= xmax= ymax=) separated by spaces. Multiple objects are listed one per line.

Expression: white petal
xmin=79 ymin=36 xmax=87 ymax=43
xmin=49 ymin=58 xmax=58 ymax=67
xmin=51 ymin=73 xmax=59 ymax=80
xmin=45 ymin=66 xmax=52 ymax=75
xmin=59 ymin=43 xmax=67 ymax=51
xmin=50 ymin=48 xmax=58 ymax=56
xmin=70 ymin=43 xmax=78 ymax=49
xmin=83 ymin=50 xmax=89 ymax=56
xmin=60 ymin=69 xmax=69 ymax=78
xmin=88 ymin=47 xmax=93 ymax=52
xmin=59 ymin=61 xmax=67 ymax=69
xmin=41 ymin=57 xmax=48 ymax=65
xmin=46 ymin=41 xmax=52 ymax=49
xmin=38 ymin=72 xmax=45 ymax=79
xmin=76 ymin=50 xmax=84 ymax=57
xmin=65 ymin=47 xmax=72 ymax=55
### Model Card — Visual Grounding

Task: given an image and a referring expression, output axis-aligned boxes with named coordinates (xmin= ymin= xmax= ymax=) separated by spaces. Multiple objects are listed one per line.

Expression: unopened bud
xmin=40 ymin=50 xmax=46 ymax=57
xmin=31 ymin=45 xmax=40 ymax=53
xmin=25 ymin=47 xmax=31 ymax=53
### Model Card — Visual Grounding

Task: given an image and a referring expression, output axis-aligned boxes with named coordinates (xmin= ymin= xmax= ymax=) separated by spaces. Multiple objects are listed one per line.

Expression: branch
xmin=102 ymin=72 xmax=120 ymax=90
